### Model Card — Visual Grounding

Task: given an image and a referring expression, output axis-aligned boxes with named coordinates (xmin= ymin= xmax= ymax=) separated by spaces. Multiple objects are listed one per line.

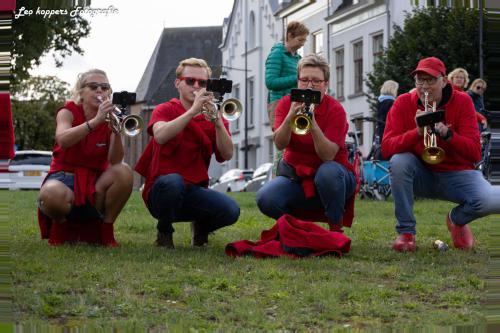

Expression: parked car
xmin=244 ymin=162 xmax=273 ymax=192
xmin=7 ymin=150 xmax=52 ymax=190
xmin=210 ymin=168 xmax=253 ymax=193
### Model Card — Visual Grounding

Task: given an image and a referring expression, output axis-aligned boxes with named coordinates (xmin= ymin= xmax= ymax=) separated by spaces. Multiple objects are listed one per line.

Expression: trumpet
xmin=291 ymin=104 xmax=315 ymax=135
xmin=421 ymin=92 xmax=445 ymax=164
xmin=199 ymin=92 xmax=243 ymax=122
xmin=97 ymin=96 xmax=144 ymax=137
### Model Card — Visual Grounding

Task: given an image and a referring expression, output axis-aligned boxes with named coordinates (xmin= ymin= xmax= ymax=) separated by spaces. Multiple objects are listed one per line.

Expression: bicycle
xmin=349 ymin=116 xmax=391 ymax=201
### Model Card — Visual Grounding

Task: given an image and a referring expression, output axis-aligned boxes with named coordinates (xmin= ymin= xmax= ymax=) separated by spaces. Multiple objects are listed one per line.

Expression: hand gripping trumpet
xmin=97 ymin=93 xmax=144 ymax=137
xmin=200 ymin=78 xmax=243 ymax=122
xmin=290 ymin=88 xmax=321 ymax=135
xmin=420 ymin=92 xmax=445 ymax=164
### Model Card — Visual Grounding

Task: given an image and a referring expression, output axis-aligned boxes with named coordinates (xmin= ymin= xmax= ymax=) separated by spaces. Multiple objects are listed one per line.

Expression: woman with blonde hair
xmin=467 ymin=78 xmax=488 ymax=131
xmin=376 ymin=80 xmax=399 ymax=140
xmin=38 ymin=69 xmax=133 ymax=246
xmin=447 ymin=67 xmax=469 ymax=91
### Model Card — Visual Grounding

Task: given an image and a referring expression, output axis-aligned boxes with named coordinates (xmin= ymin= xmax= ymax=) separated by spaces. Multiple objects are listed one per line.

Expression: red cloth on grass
xmin=225 ymin=214 xmax=351 ymax=258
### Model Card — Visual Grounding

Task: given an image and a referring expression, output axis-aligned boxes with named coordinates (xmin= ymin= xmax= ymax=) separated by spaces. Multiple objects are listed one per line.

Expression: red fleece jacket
xmin=382 ymin=86 xmax=481 ymax=171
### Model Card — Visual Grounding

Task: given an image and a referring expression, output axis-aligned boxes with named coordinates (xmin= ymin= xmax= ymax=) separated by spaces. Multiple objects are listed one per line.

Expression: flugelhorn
xmin=421 ymin=92 xmax=445 ymax=164
xmin=97 ymin=96 xmax=144 ymax=137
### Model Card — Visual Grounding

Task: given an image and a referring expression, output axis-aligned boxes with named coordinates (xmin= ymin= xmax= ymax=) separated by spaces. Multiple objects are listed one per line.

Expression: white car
xmin=210 ymin=168 xmax=253 ymax=193
xmin=7 ymin=150 xmax=52 ymax=190
xmin=244 ymin=162 xmax=273 ymax=192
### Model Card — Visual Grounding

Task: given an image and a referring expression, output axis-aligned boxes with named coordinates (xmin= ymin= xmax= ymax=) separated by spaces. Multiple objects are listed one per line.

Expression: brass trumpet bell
xmin=422 ymin=146 xmax=445 ymax=164
xmin=221 ymin=98 xmax=243 ymax=121
xmin=291 ymin=113 xmax=312 ymax=135
xmin=122 ymin=115 xmax=144 ymax=137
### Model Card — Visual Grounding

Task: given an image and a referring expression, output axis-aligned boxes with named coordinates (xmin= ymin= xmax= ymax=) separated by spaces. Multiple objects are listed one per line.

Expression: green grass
xmin=6 ymin=190 xmax=495 ymax=330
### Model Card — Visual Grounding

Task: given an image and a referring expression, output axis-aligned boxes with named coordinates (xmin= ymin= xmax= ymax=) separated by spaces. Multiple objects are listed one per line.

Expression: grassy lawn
xmin=6 ymin=190 xmax=494 ymax=330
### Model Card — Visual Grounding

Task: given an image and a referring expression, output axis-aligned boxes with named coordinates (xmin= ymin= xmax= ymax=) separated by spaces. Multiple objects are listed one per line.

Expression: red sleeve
xmin=321 ymin=99 xmax=348 ymax=147
xmin=443 ymin=95 xmax=481 ymax=163
xmin=147 ymin=102 xmax=183 ymax=153
xmin=273 ymin=96 xmax=291 ymax=131
xmin=214 ymin=119 xmax=231 ymax=163
xmin=381 ymin=94 xmax=421 ymax=159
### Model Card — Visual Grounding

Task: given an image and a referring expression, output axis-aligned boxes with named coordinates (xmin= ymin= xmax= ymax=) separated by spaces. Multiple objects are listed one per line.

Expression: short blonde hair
xmin=175 ymin=58 xmax=212 ymax=78
xmin=70 ymin=69 xmax=109 ymax=103
xmin=286 ymin=21 xmax=309 ymax=41
xmin=297 ymin=54 xmax=330 ymax=82
xmin=469 ymin=78 xmax=487 ymax=90
xmin=380 ymin=80 xmax=399 ymax=97
xmin=447 ymin=67 xmax=469 ymax=88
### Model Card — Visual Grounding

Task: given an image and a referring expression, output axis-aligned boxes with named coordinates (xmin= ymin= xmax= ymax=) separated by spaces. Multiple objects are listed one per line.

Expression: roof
xmin=135 ymin=26 xmax=223 ymax=105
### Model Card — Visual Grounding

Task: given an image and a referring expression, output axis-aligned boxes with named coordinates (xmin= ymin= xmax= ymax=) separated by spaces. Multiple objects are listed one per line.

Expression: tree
xmin=12 ymin=76 xmax=70 ymax=150
xmin=366 ymin=6 xmax=482 ymax=112
xmin=12 ymin=0 xmax=91 ymax=90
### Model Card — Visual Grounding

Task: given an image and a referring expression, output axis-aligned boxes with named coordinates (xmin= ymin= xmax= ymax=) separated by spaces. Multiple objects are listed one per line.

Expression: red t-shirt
xmin=274 ymin=94 xmax=353 ymax=175
xmin=135 ymin=98 xmax=230 ymax=203
xmin=381 ymin=86 xmax=481 ymax=171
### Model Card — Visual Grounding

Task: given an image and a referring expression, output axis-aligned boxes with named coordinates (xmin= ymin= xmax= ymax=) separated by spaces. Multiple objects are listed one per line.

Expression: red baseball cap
xmin=411 ymin=57 xmax=446 ymax=78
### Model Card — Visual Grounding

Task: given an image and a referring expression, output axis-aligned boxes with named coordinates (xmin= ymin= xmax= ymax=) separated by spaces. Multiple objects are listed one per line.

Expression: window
xmin=372 ymin=34 xmax=383 ymax=65
xmin=233 ymin=85 xmax=240 ymax=131
xmin=313 ymin=31 xmax=323 ymax=56
xmin=353 ymin=41 xmax=363 ymax=93
xmin=352 ymin=114 xmax=364 ymax=146
xmin=268 ymin=137 xmax=274 ymax=162
xmin=248 ymin=78 xmax=254 ymax=126
xmin=234 ymin=144 xmax=239 ymax=168
xmin=335 ymin=48 xmax=344 ymax=99
xmin=249 ymin=11 xmax=256 ymax=48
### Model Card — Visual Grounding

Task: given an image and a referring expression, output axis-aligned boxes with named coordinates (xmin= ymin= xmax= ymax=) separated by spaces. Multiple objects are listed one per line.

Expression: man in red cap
xmin=382 ymin=56 xmax=500 ymax=252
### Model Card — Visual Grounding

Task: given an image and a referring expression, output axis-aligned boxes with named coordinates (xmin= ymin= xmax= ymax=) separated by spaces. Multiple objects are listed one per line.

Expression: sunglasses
xmin=179 ymin=76 xmax=208 ymax=88
xmin=476 ymin=86 xmax=484 ymax=90
xmin=83 ymin=82 xmax=111 ymax=91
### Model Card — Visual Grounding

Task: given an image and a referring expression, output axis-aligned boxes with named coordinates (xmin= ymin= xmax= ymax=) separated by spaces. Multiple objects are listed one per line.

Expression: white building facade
xmin=218 ymin=0 xmax=418 ymax=175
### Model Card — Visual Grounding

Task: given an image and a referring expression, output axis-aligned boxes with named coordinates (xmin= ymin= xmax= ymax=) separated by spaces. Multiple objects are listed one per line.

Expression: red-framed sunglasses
xmin=179 ymin=76 xmax=208 ymax=88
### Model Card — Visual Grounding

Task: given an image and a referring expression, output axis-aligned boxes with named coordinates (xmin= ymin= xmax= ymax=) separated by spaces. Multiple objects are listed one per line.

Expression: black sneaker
xmin=191 ymin=222 xmax=209 ymax=247
xmin=154 ymin=231 xmax=174 ymax=249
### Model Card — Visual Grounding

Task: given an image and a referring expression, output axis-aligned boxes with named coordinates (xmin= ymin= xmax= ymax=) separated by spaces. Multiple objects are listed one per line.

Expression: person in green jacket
xmin=265 ymin=21 xmax=309 ymax=128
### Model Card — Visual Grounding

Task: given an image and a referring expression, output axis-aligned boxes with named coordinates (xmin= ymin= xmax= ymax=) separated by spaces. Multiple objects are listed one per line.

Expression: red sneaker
xmin=392 ymin=233 xmax=416 ymax=252
xmin=100 ymin=222 xmax=119 ymax=248
xmin=446 ymin=213 xmax=474 ymax=249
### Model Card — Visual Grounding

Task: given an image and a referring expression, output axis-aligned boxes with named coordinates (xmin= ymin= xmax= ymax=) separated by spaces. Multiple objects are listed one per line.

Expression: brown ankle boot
xmin=155 ymin=231 xmax=174 ymax=249
xmin=191 ymin=222 xmax=209 ymax=247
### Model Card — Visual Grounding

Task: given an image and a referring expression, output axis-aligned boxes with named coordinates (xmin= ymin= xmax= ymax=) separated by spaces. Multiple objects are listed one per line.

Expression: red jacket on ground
xmin=38 ymin=101 xmax=112 ymax=244
xmin=382 ymin=85 xmax=481 ymax=171
xmin=225 ymin=214 xmax=351 ymax=258
xmin=135 ymin=98 xmax=230 ymax=204
xmin=274 ymin=94 xmax=358 ymax=227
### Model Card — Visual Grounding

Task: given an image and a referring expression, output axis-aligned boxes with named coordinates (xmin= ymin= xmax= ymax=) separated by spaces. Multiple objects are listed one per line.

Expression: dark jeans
xmin=256 ymin=161 xmax=356 ymax=223
xmin=148 ymin=173 xmax=240 ymax=234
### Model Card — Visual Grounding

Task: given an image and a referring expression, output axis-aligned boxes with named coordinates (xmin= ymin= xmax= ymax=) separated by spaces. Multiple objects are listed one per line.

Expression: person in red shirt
xmin=382 ymin=57 xmax=500 ymax=252
xmin=135 ymin=58 xmax=240 ymax=249
xmin=256 ymin=54 xmax=357 ymax=230
xmin=38 ymin=69 xmax=134 ymax=247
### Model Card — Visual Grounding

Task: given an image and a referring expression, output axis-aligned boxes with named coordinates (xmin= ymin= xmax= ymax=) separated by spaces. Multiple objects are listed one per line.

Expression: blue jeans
xmin=148 ymin=174 xmax=240 ymax=234
xmin=256 ymin=161 xmax=356 ymax=224
xmin=390 ymin=153 xmax=500 ymax=234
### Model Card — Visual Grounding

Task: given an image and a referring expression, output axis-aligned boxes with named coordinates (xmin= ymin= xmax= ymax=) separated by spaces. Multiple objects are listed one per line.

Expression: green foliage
xmin=9 ymin=191 xmax=494 ymax=330
xmin=12 ymin=0 xmax=91 ymax=89
xmin=366 ymin=6 xmax=482 ymax=112
xmin=12 ymin=75 xmax=70 ymax=150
